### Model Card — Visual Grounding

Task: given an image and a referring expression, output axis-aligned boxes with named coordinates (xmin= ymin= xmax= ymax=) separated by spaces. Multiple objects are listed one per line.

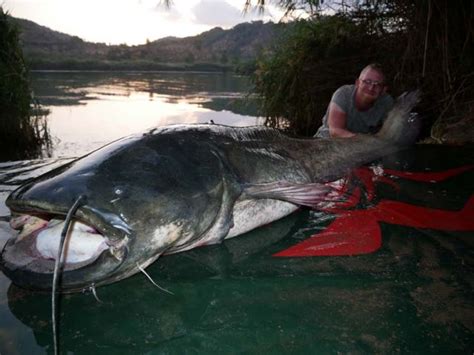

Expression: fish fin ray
xmin=244 ymin=181 xmax=331 ymax=208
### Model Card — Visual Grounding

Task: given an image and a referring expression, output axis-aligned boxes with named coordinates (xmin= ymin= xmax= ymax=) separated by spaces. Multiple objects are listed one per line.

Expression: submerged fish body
xmin=0 ymin=93 xmax=420 ymax=292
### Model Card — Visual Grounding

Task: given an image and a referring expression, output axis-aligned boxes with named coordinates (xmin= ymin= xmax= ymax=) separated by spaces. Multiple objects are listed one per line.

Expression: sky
xmin=2 ymin=0 xmax=286 ymax=45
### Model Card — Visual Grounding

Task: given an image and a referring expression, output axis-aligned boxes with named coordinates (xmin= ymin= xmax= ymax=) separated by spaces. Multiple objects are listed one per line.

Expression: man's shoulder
xmin=332 ymin=85 xmax=354 ymax=108
xmin=334 ymin=84 xmax=355 ymax=95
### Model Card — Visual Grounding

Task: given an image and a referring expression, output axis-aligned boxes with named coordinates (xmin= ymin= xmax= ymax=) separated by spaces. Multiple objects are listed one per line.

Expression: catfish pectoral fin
xmin=244 ymin=181 xmax=332 ymax=208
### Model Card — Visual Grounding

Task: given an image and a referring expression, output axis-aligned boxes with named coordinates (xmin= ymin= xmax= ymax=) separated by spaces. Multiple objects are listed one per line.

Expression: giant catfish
xmin=0 ymin=92 xmax=420 ymax=292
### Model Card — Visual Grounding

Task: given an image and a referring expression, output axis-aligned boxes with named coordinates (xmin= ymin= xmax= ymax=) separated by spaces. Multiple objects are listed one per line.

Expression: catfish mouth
xmin=0 ymin=207 xmax=128 ymax=292
xmin=5 ymin=213 xmax=110 ymax=272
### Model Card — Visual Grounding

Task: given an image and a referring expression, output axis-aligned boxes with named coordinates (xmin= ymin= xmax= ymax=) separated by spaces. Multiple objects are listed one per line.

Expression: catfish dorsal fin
xmin=243 ymin=181 xmax=331 ymax=208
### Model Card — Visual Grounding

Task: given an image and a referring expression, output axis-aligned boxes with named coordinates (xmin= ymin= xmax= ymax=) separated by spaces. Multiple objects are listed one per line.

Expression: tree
xmin=244 ymin=0 xmax=323 ymax=17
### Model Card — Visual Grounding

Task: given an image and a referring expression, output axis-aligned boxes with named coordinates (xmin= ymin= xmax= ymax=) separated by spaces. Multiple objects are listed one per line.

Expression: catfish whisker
xmin=136 ymin=262 xmax=174 ymax=295
xmin=52 ymin=194 xmax=86 ymax=355
xmin=89 ymin=283 xmax=103 ymax=303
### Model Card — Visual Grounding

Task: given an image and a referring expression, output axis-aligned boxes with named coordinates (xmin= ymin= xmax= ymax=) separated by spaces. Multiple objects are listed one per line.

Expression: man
xmin=315 ymin=64 xmax=394 ymax=138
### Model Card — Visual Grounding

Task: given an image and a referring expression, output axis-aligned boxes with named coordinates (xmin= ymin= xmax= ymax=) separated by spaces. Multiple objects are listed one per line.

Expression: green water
xmin=0 ymin=71 xmax=473 ymax=354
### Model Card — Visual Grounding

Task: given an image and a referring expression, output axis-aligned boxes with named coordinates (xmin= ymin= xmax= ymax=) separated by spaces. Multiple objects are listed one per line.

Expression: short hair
xmin=359 ymin=63 xmax=386 ymax=81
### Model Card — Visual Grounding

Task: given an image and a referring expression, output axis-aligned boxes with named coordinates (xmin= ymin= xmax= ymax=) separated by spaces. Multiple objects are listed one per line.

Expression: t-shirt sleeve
xmin=330 ymin=86 xmax=352 ymax=113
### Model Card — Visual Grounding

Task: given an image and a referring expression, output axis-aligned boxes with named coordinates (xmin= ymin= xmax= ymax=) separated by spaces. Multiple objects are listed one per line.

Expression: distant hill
xmin=11 ymin=16 xmax=286 ymax=71
xmin=12 ymin=17 xmax=109 ymax=59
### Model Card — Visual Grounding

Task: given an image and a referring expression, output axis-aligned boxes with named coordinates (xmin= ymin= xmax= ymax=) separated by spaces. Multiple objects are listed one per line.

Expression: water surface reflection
xmin=31 ymin=71 xmax=262 ymax=158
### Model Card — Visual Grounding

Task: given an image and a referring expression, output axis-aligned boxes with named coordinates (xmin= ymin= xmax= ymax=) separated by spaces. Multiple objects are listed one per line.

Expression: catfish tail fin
xmin=377 ymin=90 xmax=421 ymax=146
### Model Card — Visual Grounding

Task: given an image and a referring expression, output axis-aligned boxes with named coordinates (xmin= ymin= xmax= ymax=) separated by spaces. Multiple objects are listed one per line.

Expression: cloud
xmin=191 ymin=0 xmax=248 ymax=27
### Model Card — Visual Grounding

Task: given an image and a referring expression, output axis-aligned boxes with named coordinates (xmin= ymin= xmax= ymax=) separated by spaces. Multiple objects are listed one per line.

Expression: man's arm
xmin=327 ymin=102 xmax=356 ymax=138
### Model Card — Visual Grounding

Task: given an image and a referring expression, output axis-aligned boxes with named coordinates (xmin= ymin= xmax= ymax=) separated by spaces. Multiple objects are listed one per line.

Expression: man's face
xmin=355 ymin=68 xmax=386 ymax=101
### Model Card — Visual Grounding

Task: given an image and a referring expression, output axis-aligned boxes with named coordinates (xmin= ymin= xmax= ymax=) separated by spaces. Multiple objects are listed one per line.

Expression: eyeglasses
xmin=360 ymin=79 xmax=384 ymax=89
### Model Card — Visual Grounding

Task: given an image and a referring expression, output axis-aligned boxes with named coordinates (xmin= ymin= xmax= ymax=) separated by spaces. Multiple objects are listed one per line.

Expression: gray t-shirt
xmin=315 ymin=85 xmax=394 ymax=138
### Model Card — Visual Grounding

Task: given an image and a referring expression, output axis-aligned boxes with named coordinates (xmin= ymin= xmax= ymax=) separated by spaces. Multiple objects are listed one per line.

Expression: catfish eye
xmin=110 ymin=186 xmax=129 ymax=204
xmin=112 ymin=186 xmax=129 ymax=197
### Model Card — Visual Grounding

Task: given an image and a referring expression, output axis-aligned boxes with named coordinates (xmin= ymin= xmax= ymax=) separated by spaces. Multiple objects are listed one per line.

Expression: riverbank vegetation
xmin=27 ymin=58 xmax=233 ymax=73
xmin=0 ymin=8 xmax=50 ymax=161
xmin=250 ymin=0 xmax=473 ymax=142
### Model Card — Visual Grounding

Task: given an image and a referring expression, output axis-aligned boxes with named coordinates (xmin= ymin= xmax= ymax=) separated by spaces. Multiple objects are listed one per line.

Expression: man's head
xmin=355 ymin=63 xmax=387 ymax=104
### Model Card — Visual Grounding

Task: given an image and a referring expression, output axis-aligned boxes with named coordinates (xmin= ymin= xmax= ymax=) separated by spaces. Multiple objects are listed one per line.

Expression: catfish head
xmin=0 ymin=130 xmax=229 ymax=292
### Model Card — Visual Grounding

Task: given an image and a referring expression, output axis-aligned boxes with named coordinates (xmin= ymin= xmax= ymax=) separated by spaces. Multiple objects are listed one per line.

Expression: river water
xmin=0 ymin=71 xmax=473 ymax=354
xmin=29 ymin=71 xmax=262 ymax=158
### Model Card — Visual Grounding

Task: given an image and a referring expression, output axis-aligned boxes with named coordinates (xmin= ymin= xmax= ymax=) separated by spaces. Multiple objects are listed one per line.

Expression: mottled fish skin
xmin=0 ymin=92 xmax=420 ymax=292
